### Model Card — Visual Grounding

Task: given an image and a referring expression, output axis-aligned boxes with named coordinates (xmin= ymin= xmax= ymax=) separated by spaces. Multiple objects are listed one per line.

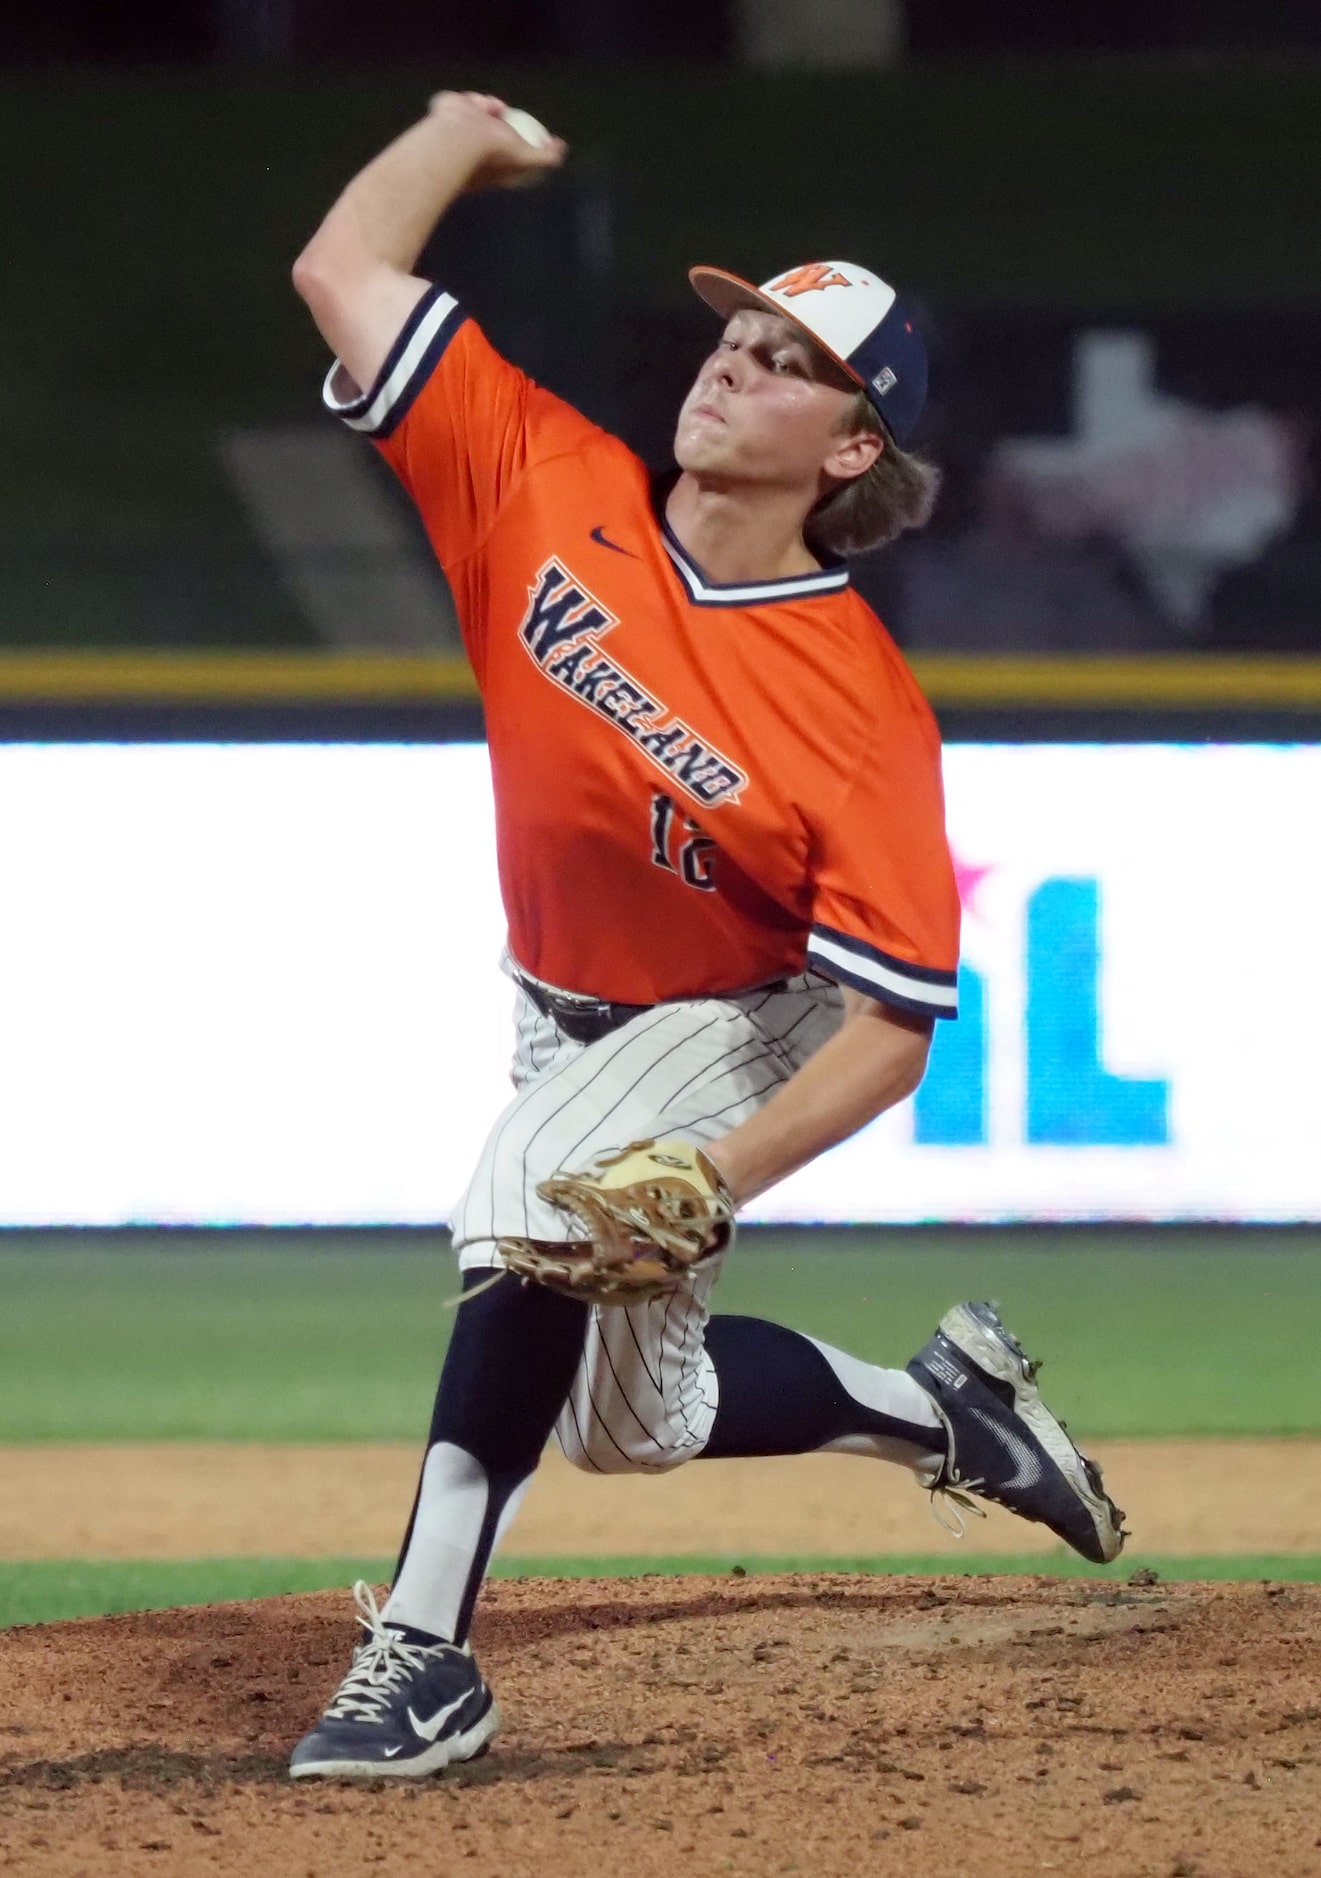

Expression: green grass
xmin=4 ymin=1553 xmax=1318 ymax=1630
xmin=0 ymin=1559 xmax=396 ymax=1629
xmin=1 ymin=1231 xmax=1318 ymax=1441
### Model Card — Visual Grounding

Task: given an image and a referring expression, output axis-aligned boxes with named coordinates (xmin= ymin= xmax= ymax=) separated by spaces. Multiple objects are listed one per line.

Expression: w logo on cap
xmin=770 ymin=264 xmax=853 ymax=298
xmin=687 ymin=258 xmax=927 ymax=444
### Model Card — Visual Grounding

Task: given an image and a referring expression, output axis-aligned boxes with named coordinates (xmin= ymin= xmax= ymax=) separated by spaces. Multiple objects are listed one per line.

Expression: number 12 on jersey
xmin=649 ymin=793 xmax=716 ymax=892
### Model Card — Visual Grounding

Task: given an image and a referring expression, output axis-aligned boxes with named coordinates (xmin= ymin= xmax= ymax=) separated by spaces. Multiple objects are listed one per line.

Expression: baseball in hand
xmin=501 ymin=107 xmax=555 ymax=150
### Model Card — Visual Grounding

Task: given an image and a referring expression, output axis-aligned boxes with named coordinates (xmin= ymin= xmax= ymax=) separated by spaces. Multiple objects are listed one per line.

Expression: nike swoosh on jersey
xmin=965 ymin=1405 xmax=1044 ymax=1491
xmin=589 ymin=525 xmax=635 ymax=557
xmin=407 ymin=1689 xmax=475 ymax=1742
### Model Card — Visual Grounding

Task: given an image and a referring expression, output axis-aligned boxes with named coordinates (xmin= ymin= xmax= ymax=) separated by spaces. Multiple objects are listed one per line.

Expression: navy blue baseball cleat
xmin=289 ymin=1581 xmax=500 ymax=1780
xmin=906 ymin=1301 xmax=1128 ymax=1565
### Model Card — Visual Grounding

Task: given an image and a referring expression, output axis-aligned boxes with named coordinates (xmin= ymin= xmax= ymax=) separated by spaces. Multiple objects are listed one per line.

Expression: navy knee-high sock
xmin=387 ymin=1272 xmax=588 ymax=1644
xmin=701 ymin=1314 xmax=946 ymax=1461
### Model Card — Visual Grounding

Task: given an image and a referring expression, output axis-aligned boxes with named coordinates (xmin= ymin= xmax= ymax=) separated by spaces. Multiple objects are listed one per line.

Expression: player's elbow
xmin=895 ymin=1029 xmax=932 ymax=1102
xmin=291 ymin=241 xmax=342 ymax=313
xmin=874 ymin=1007 xmax=933 ymax=1103
xmin=292 ymin=227 xmax=378 ymax=315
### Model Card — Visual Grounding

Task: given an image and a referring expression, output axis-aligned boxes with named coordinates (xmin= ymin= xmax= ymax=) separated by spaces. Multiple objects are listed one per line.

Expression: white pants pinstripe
xmin=450 ymin=970 xmax=844 ymax=1476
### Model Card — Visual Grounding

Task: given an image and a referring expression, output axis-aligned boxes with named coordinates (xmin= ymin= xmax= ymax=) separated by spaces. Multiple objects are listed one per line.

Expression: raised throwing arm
xmin=291 ymin=92 xmax=565 ymax=396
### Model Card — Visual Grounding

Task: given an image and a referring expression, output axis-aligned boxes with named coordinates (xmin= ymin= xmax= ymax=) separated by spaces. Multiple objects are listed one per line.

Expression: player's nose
xmin=708 ymin=350 xmax=744 ymax=393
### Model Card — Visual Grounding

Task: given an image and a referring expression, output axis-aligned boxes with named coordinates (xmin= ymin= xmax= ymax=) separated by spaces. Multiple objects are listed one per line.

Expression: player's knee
xmin=565 ymin=1416 xmax=702 ymax=1475
xmin=562 ymin=1433 xmax=654 ymax=1475
xmin=556 ymin=1326 xmax=718 ymax=1475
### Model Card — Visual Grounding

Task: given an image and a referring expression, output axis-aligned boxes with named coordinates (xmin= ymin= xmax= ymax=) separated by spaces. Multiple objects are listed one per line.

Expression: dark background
xmin=3 ymin=2 xmax=1318 ymax=667
xmin=11 ymin=0 xmax=1321 ymax=62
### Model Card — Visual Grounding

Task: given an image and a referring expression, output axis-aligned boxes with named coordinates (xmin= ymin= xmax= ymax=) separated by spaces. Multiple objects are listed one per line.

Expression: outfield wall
xmin=2 ymin=738 xmax=1315 ymax=1226
xmin=4 ymin=63 xmax=1320 ymax=653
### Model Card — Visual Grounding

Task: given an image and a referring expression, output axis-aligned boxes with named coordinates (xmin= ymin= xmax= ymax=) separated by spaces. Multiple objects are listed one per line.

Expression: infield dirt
xmin=4 ymin=1439 xmax=1321 ymax=1558
xmin=2 ymin=1574 xmax=1319 ymax=1878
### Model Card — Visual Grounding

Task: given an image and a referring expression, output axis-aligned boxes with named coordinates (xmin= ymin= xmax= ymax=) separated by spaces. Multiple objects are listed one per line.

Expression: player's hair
xmin=805 ymin=393 xmax=941 ymax=558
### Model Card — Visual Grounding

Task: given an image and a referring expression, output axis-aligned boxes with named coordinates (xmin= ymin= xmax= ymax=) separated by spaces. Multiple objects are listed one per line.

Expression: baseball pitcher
xmin=287 ymin=92 xmax=1126 ymax=1779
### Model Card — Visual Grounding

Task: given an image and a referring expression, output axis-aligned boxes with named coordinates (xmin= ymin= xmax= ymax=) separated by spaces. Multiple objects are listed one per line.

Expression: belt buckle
xmin=555 ymin=991 xmax=610 ymax=1019
xmin=539 ymin=986 xmax=612 ymax=1034
xmin=517 ymin=972 xmax=619 ymax=1036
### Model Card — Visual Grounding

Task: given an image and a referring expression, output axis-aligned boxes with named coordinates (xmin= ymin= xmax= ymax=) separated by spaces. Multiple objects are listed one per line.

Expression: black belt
xmin=515 ymin=973 xmax=790 ymax=1045
xmin=516 ymin=976 xmax=653 ymax=1043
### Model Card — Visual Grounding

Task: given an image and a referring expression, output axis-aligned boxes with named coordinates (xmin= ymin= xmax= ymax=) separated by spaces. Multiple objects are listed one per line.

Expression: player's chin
xmin=673 ymin=425 xmax=736 ymax=476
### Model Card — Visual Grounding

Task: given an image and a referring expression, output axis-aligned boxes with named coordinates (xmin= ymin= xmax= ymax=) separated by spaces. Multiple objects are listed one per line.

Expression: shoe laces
xmin=322 ymin=1581 xmax=439 ymax=1725
xmin=915 ymin=1402 xmax=992 ymax=1540
xmin=922 ymin=1467 xmax=991 ymax=1539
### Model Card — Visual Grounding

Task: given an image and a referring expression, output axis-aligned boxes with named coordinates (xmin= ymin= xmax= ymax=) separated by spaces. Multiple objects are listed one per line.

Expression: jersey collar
xmin=660 ymin=517 xmax=850 ymax=609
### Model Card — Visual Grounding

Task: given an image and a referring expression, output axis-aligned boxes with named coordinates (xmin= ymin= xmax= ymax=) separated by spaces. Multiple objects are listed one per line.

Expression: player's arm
xmin=291 ymin=91 xmax=565 ymax=396
xmin=704 ymin=669 xmax=960 ymax=1209
xmin=704 ymin=988 xmax=932 ymax=1207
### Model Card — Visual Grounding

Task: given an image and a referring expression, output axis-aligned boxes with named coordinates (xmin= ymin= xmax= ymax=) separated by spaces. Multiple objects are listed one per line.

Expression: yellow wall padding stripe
xmin=0 ymin=654 xmax=480 ymax=701
xmin=0 ymin=653 xmax=1319 ymax=709
xmin=907 ymin=657 xmax=1321 ymax=708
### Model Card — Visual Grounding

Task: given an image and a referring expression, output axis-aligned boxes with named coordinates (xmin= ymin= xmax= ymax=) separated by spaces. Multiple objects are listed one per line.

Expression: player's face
xmin=673 ymin=310 xmax=867 ymax=493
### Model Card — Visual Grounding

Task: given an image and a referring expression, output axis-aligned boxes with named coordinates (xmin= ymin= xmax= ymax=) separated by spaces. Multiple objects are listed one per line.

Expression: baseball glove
xmin=498 ymin=1139 xmax=735 ymax=1303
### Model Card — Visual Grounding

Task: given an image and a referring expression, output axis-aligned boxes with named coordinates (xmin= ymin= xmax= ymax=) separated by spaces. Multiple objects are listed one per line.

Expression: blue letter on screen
xmin=913 ymin=964 xmax=987 ymax=1145
xmin=1025 ymin=877 xmax=1168 ymax=1146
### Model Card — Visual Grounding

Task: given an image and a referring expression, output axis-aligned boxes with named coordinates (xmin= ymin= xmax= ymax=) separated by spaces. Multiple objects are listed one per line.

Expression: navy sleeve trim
xmin=321 ymin=286 xmax=465 ymax=440
xmin=806 ymin=924 xmax=958 ymax=1018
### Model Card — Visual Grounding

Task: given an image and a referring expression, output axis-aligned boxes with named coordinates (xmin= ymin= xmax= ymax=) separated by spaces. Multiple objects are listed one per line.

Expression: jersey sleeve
xmin=804 ymin=704 xmax=961 ymax=1020
xmin=321 ymin=282 xmax=597 ymax=578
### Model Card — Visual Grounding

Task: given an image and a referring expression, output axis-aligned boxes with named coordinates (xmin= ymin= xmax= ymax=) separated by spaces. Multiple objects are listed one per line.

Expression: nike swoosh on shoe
xmin=965 ymin=1405 xmax=1044 ymax=1491
xmin=407 ymin=1690 xmax=476 ymax=1742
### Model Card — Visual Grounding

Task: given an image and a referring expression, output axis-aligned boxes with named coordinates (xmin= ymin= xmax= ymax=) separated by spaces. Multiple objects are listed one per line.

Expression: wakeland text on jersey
xmin=518 ymin=558 xmax=749 ymax=808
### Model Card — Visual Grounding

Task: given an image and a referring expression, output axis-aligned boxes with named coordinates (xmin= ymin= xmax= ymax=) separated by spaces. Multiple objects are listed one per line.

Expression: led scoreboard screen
xmin=1 ymin=742 xmax=1316 ymax=1225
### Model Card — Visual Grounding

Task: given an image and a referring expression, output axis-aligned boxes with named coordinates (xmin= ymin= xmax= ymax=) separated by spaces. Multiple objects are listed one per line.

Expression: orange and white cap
xmin=689 ymin=260 xmax=928 ymax=445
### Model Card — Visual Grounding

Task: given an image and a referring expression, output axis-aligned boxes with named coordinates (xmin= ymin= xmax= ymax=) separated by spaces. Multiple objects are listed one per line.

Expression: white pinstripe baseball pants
xmin=450 ymin=969 xmax=844 ymax=1475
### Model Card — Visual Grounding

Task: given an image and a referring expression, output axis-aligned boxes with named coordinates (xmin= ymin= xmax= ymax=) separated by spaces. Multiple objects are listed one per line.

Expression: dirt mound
xmin=1 ymin=1575 xmax=1318 ymax=1877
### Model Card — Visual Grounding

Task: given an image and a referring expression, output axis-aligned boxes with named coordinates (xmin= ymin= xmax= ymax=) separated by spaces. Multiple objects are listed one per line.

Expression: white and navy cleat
xmin=906 ymin=1301 xmax=1128 ymax=1565
xmin=289 ymin=1581 xmax=500 ymax=1780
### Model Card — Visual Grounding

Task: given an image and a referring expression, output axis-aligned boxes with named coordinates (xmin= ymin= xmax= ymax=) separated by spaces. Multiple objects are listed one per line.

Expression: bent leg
xmin=555 ymin=1287 xmax=945 ymax=1481
xmin=700 ymin=1315 xmax=945 ymax=1471
xmin=390 ymin=978 xmax=856 ymax=1633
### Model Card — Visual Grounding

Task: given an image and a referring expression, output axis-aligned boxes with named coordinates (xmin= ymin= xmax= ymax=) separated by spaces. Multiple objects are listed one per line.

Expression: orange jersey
xmin=325 ymin=286 xmax=960 ymax=1017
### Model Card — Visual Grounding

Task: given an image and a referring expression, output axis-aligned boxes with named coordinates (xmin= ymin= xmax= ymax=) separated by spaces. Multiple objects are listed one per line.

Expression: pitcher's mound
xmin=1 ymin=1574 xmax=1318 ymax=1877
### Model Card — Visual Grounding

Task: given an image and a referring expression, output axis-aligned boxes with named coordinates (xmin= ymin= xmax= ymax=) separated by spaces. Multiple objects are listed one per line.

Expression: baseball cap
xmin=688 ymin=261 xmax=927 ymax=446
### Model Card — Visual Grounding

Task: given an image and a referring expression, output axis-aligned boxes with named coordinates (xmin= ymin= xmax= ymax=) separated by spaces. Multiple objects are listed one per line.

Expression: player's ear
xmin=821 ymin=424 xmax=884 ymax=485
